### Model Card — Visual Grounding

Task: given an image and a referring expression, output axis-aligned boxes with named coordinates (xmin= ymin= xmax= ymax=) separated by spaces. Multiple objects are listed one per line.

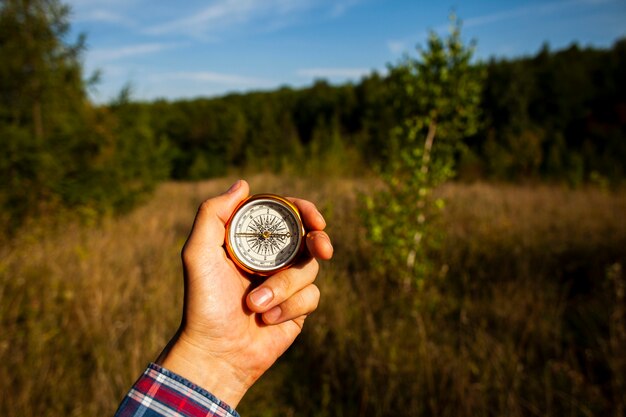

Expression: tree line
xmin=146 ymin=39 xmax=625 ymax=185
xmin=2 ymin=0 xmax=625 ymax=231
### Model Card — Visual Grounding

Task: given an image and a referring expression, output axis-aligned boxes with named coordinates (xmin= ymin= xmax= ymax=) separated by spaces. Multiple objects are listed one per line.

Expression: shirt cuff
xmin=114 ymin=363 xmax=240 ymax=417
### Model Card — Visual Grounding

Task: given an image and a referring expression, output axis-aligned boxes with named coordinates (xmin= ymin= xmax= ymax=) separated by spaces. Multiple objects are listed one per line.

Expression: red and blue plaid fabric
xmin=114 ymin=363 xmax=240 ymax=417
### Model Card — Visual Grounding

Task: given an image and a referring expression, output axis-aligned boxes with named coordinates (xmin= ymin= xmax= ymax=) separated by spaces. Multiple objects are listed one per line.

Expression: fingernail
xmin=319 ymin=233 xmax=333 ymax=251
xmin=250 ymin=287 xmax=273 ymax=307
xmin=225 ymin=180 xmax=242 ymax=195
xmin=312 ymin=231 xmax=331 ymax=243
xmin=264 ymin=306 xmax=282 ymax=323
xmin=316 ymin=210 xmax=326 ymax=228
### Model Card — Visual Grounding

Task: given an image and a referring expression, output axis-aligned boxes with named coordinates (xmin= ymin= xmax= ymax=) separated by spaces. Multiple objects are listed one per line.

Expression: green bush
xmin=362 ymin=17 xmax=483 ymax=288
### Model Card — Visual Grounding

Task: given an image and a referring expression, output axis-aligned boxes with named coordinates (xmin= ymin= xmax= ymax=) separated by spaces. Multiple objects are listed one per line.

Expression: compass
xmin=225 ymin=194 xmax=306 ymax=276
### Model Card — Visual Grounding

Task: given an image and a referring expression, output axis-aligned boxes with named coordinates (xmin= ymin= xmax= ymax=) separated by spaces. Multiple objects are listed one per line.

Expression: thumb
xmin=185 ymin=180 xmax=250 ymax=251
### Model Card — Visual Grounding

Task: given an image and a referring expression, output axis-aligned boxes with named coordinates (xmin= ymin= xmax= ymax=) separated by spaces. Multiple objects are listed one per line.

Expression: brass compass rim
xmin=224 ymin=193 xmax=306 ymax=277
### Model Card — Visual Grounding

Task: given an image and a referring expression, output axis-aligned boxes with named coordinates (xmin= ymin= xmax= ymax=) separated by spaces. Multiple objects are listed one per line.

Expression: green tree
xmin=0 ymin=0 xmax=86 ymax=138
xmin=0 ymin=0 xmax=87 ymax=227
xmin=0 ymin=0 xmax=170 ymax=231
xmin=363 ymin=17 xmax=483 ymax=288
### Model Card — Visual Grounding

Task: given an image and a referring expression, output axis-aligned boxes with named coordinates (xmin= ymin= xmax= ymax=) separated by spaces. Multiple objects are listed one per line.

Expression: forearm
xmin=155 ymin=331 xmax=251 ymax=408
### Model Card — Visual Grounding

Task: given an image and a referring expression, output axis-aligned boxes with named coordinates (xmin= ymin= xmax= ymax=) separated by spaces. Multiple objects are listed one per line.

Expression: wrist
xmin=155 ymin=331 xmax=251 ymax=408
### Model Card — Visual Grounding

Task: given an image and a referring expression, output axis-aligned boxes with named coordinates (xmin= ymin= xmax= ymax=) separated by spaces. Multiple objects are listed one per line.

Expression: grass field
xmin=1 ymin=175 xmax=625 ymax=416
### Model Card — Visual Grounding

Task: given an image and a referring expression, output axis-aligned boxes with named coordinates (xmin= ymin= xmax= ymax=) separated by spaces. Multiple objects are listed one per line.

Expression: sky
xmin=65 ymin=0 xmax=626 ymax=103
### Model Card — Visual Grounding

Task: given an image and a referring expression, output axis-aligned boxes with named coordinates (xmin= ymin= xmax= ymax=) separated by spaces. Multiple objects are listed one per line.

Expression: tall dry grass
xmin=1 ymin=176 xmax=625 ymax=416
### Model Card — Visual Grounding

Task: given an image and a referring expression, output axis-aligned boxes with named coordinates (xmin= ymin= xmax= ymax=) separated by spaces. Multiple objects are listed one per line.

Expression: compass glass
xmin=227 ymin=196 xmax=304 ymax=273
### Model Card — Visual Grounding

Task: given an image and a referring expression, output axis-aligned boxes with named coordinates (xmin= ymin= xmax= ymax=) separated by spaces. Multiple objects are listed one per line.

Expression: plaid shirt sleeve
xmin=114 ymin=363 xmax=240 ymax=417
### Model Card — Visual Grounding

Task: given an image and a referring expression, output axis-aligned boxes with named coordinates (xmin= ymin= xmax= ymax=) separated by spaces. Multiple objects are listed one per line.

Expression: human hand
xmin=155 ymin=179 xmax=333 ymax=408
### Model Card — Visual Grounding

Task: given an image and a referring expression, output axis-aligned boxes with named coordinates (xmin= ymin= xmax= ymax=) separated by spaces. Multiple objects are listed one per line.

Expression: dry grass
xmin=1 ymin=176 xmax=625 ymax=416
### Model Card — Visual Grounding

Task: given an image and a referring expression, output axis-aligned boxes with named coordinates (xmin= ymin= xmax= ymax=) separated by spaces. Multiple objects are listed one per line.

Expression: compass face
xmin=226 ymin=195 xmax=305 ymax=275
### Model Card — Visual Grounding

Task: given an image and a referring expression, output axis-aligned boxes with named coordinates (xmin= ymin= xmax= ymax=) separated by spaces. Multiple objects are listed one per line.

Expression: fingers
xmin=288 ymin=197 xmax=333 ymax=260
xmin=289 ymin=197 xmax=326 ymax=231
xmin=307 ymin=231 xmax=333 ymax=260
xmin=262 ymin=285 xmax=320 ymax=325
xmin=184 ymin=180 xmax=249 ymax=252
xmin=247 ymin=257 xmax=320 ymax=321
xmin=244 ymin=198 xmax=331 ymax=325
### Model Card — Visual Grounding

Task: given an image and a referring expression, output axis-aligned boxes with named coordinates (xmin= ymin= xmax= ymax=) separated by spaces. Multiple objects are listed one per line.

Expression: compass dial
xmin=225 ymin=194 xmax=305 ymax=275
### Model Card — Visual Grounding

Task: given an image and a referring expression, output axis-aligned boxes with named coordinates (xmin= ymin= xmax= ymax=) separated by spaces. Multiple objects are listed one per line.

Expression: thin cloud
xmin=464 ymin=0 xmax=618 ymax=28
xmin=330 ymin=0 xmax=362 ymax=18
xmin=89 ymin=43 xmax=181 ymax=62
xmin=387 ymin=40 xmax=407 ymax=54
xmin=386 ymin=0 xmax=620 ymax=55
xmin=152 ymin=71 xmax=274 ymax=87
xmin=75 ymin=9 xmax=135 ymax=27
xmin=66 ymin=0 xmax=138 ymax=7
xmin=145 ymin=0 xmax=311 ymax=38
xmin=66 ymin=0 xmax=139 ymax=26
xmin=297 ymin=67 xmax=371 ymax=79
xmin=144 ymin=0 xmax=364 ymax=39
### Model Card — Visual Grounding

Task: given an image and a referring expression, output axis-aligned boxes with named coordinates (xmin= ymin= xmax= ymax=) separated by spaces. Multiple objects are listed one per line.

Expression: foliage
xmin=361 ymin=17 xmax=483 ymax=288
xmin=0 ymin=0 xmax=86 ymax=137
xmin=146 ymin=82 xmax=367 ymax=180
xmin=1 ymin=0 xmax=85 ymax=226
xmin=1 ymin=4 xmax=624 ymax=413
xmin=478 ymin=40 xmax=626 ymax=183
xmin=0 ymin=0 xmax=170 ymax=232
xmin=119 ymin=38 xmax=626 ymax=186
xmin=3 ymin=1 xmax=626 ymax=235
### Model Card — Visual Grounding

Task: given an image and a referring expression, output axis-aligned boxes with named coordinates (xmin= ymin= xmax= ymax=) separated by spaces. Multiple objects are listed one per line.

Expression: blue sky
xmin=65 ymin=0 xmax=626 ymax=103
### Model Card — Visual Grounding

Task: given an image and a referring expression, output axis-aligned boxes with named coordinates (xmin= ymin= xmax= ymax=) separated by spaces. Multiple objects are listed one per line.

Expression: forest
xmin=1 ymin=1 xmax=626 ymax=417
xmin=1 ymin=0 xmax=626 ymax=229
xmin=145 ymin=40 xmax=626 ymax=184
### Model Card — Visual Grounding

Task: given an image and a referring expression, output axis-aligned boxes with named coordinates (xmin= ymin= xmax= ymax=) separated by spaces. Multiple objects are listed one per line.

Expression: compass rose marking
xmin=229 ymin=199 xmax=302 ymax=270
